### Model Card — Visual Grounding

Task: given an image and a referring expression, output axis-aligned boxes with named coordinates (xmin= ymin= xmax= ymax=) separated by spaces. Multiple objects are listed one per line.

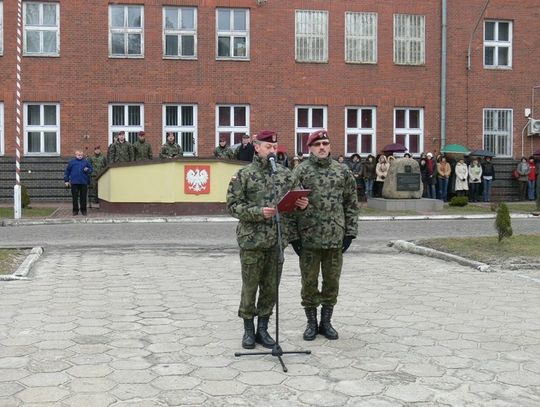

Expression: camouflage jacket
xmin=133 ymin=141 xmax=153 ymax=161
xmin=110 ymin=141 xmax=134 ymax=163
xmin=226 ymin=155 xmax=299 ymax=250
xmin=87 ymin=154 xmax=107 ymax=177
xmin=293 ymin=154 xmax=358 ymax=249
xmin=214 ymin=145 xmax=234 ymax=160
xmin=160 ymin=142 xmax=183 ymax=159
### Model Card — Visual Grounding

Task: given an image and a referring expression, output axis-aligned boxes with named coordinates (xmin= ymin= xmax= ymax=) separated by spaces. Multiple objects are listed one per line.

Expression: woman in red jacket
xmin=528 ymin=156 xmax=537 ymax=201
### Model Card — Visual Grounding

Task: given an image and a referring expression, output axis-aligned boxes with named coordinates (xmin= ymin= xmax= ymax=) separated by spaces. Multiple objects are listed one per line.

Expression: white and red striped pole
xmin=14 ymin=0 xmax=23 ymax=219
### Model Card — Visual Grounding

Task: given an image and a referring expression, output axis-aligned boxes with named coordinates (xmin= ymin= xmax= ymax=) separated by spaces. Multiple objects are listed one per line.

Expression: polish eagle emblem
xmin=186 ymin=168 xmax=209 ymax=192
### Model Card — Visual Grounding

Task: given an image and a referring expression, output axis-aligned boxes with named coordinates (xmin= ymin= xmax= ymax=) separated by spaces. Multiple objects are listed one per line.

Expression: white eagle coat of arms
xmin=186 ymin=168 xmax=209 ymax=192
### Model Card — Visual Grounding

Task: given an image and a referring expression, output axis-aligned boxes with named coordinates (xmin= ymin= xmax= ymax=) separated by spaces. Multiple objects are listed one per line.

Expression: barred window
xmin=216 ymin=105 xmax=250 ymax=146
xmin=163 ymin=105 xmax=198 ymax=156
xmin=109 ymin=5 xmax=144 ymax=57
xmin=23 ymin=2 xmax=60 ymax=56
xmin=393 ymin=14 xmax=425 ymax=65
xmin=0 ymin=2 xmax=3 ymax=55
xmin=296 ymin=106 xmax=327 ymax=155
xmin=484 ymin=109 xmax=512 ymax=157
xmin=346 ymin=107 xmax=376 ymax=156
xmin=163 ymin=7 xmax=197 ymax=58
xmin=216 ymin=8 xmax=249 ymax=59
xmin=345 ymin=12 xmax=377 ymax=64
xmin=0 ymin=103 xmax=3 ymax=155
xmin=109 ymin=104 xmax=144 ymax=144
xmin=295 ymin=10 xmax=328 ymax=63
xmin=24 ymin=103 xmax=60 ymax=155
xmin=394 ymin=108 xmax=424 ymax=155
xmin=484 ymin=21 xmax=512 ymax=69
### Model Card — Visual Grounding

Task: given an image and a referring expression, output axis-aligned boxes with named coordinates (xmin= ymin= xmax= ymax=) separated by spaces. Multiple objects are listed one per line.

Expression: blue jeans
xmin=437 ymin=178 xmax=449 ymax=202
xmin=528 ymin=180 xmax=537 ymax=200
xmin=365 ymin=179 xmax=374 ymax=198
xmin=482 ymin=178 xmax=493 ymax=202
xmin=427 ymin=183 xmax=436 ymax=199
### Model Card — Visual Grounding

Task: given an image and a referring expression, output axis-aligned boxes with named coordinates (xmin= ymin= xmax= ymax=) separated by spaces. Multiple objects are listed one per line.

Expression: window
xmin=109 ymin=5 xmax=144 ymax=57
xmin=296 ymin=10 xmax=328 ymax=63
xmin=23 ymin=2 xmax=60 ymax=56
xmin=163 ymin=104 xmax=198 ymax=156
xmin=216 ymin=105 xmax=249 ymax=146
xmin=345 ymin=107 xmax=376 ymax=156
xmin=296 ymin=106 xmax=327 ymax=155
xmin=393 ymin=14 xmax=425 ymax=65
xmin=345 ymin=12 xmax=377 ymax=64
xmin=484 ymin=109 xmax=512 ymax=157
xmin=484 ymin=21 xmax=512 ymax=68
xmin=216 ymin=8 xmax=249 ymax=59
xmin=109 ymin=104 xmax=144 ymax=144
xmin=0 ymin=103 xmax=3 ymax=155
xmin=0 ymin=1 xmax=3 ymax=56
xmin=394 ymin=108 xmax=423 ymax=155
xmin=24 ymin=103 xmax=60 ymax=155
xmin=163 ymin=7 xmax=197 ymax=58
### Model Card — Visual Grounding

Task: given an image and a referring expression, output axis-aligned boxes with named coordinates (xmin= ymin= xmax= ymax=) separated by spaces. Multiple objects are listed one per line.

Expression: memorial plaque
xmin=397 ymin=173 xmax=420 ymax=191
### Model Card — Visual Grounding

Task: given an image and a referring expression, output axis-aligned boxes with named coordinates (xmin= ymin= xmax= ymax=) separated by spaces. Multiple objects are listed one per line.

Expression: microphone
xmin=267 ymin=153 xmax=278 ymax=174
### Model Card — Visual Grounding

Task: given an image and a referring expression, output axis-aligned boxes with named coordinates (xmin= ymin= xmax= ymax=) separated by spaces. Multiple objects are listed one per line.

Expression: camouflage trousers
xmin=88 ymin=178 xmax=99 ymax=204
xmin=238 ymin=248 xmax=283 ymax=319
xmin=299 ymin=248 xmax=343 ymax=308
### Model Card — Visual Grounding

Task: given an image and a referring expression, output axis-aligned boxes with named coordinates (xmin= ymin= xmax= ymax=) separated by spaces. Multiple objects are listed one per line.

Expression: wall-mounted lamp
xmin=257 ymin=0 xmax=267 ymax=6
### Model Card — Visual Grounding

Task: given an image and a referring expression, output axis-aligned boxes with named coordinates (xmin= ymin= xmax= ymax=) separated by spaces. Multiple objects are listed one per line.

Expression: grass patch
xmin=418 ymin=235 xmax=540 ymax=263
xmin=0 ymin=249 xmax=26 ymax=275
xmin=0 ymin=207 xmax=56 ymax=219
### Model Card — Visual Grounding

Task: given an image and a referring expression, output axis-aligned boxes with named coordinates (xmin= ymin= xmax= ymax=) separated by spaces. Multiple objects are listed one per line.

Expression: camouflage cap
xmin=256 ymin=130 xmax=278 ymax=143
xmin=307 ymin=130 xmax=329 ymax=146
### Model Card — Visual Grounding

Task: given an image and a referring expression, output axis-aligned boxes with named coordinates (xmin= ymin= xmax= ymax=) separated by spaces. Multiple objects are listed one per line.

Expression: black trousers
xmin=71 ymin=184 xmax=88 ymax=214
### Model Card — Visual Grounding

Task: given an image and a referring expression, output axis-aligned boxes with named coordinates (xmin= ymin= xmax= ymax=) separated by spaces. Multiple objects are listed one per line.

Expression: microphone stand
xmin=235 ymin=158 xmax=311 ymax=372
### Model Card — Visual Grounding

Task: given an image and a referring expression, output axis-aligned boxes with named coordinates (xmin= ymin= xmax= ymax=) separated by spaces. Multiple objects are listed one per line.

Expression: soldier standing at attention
xmin=133 ymin=131 xmax=153 ymax=161
xmin=87 ymin=145 xmax=107 ymax=206
xmin=291 ymin=130 xmax=358 ymax=341
xmin=109 ymin=131 xmax=134 ymax=163
xmin=227 ymin=130 xmax=308 ymax=349
xmin=214 ymin=135 xmax=234 ymax=159
xmin=160 ymin=132 xmax=184 ymax=159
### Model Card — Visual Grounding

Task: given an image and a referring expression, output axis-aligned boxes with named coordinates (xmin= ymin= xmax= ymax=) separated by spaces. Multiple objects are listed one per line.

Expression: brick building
xmin=0 ymin=0 xmax=539 ymax=200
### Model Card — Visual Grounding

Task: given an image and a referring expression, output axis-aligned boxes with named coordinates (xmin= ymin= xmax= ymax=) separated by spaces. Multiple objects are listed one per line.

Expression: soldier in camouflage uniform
xmin=227 ymin=130 xmax=308 ymax=349
xmin=109 ymin=131 xmax=134 ymax=163
xmin=87 ymin=146 xmax=107 ymax=205
xmin=160 ymin=132 xmax=184 ymax=159
xmin=214 ymin=136 xmax=234 ymax=159
xmin=292 ymin=130 xmax=358 ymax=341
xmin=133 ymin=131 xmax=153 ymax=161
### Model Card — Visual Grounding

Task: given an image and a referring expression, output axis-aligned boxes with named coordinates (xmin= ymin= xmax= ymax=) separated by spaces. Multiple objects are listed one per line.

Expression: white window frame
xmin=345 ymin=107 xmax=377 ymax=156
xmin=23 ymin=2 xmax=60 ymax=57
xmin=0 ymin=1 xmax=4 ymax=56
xmin=393 ymin=14 xmax=425 ymax=65
xmin=393 ymin=108 xmax=424 ymax=155
xmin=163 ymin=6 xmax=197 ymax=59
xmin=295 ymin=106 xmax=328 ymax=156
xmin=109 ymin=5 xmax=144 ymax=58
xmin=0 ymin=103 xmax=4 ymax=155
xmin=483 ymin=108 xmax=513 ymax=157
xmin=216 ymin=8 xmax=249 ymax=60
xmin=295 ymin=10 xmax=328 ymax=63
xmin=163 ymin=104 xmax=198 ymax=156
xmin=215 ymin=105 xmax=250 ymax=146
xmin=484 ymin=20 xmax=512 ymax=69
xmin=108 ymin=104 xmax=144 ymax=144
xmin=345 ymin=12 xmax=377 ymax=64
xmin=24 ymin=103 xmax=60 ymax=156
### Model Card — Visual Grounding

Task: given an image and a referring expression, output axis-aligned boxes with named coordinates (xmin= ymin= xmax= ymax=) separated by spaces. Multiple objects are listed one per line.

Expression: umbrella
xmin=382 ymin=143 xmax=407 ymax=153
xmin=440 ymin=144 xmax=470 ymax=155
xmin=470 ymin=149 xmax=496 ymax=157
xmin=534 ymin=148 xmax=540 ymax=156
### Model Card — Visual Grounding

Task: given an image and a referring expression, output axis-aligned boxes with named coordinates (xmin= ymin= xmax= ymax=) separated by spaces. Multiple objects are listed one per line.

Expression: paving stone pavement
xmin=0 ymin=246 xmax=539 ymax=406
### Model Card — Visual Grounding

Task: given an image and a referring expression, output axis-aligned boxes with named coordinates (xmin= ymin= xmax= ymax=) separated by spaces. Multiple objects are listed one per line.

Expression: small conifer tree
xmin=495 ymin=202 xmax=512 ymax=242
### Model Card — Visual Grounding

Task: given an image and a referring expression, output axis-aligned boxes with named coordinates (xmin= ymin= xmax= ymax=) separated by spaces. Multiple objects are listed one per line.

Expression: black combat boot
xmin=242 ymin=318 xmax=256 ymax=349
xmin=255 ymin=316 xmax=275 ymax=349
xmin=303 ymin=308 xmax=318 ymax=341
xmin=319 ymin=305 xmax=339 ymax=340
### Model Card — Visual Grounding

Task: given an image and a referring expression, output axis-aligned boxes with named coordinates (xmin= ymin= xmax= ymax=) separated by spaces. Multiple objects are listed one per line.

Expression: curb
xmin=389 ymin=240 xmax=493 ymax=272
xmin=13 ymin=247 xmax=43 ymax=278
xmin=2 ymin=213 xmax=538 ymax=227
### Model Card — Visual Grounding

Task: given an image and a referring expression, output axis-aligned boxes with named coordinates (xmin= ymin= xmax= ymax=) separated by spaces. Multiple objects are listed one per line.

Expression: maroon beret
xmin=307 ymin=130 xmax=329 ymax=146
xmin=256 ymin=130 xmax=278 ymax=143
xmin=138 ymin=131 xmax=145 ymax=136
xmin=219 ymin=136 xmax=227 ymax=142
xmin=94 ymin=145 xmax=101 ymax=150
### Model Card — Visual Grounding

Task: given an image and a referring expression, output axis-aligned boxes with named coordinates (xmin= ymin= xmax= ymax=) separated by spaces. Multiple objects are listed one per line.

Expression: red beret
xmin=307 ymin=130 xmax=329 ymax=146
xmin=94 ymin=145 xmax=101 ymax=150
xmin=138 ymin=131 xmax=145 ymax=136
xmin=219 ymin=136 xmax=227 ymax=142
xmin=256 ymin=130 xmax=278 ymax=143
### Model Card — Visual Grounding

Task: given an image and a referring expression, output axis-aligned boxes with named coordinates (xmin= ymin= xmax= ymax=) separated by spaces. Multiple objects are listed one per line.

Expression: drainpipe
xmin=440 ymin=0 xmax=447 ymax=150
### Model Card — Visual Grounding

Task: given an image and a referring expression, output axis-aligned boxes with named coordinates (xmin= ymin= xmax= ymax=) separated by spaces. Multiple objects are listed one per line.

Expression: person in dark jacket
xmin=64 ymin=150 xmax=93 ymax=216
xmin=481 ymin=156 xmax=495 ymax=202
xmin=349 ymin=153 xmax=365 ymax=201
xmin=362 ymin=154 xmax=376 ymax=198
xmin=235 ymin=134 xmax=255 ymax=162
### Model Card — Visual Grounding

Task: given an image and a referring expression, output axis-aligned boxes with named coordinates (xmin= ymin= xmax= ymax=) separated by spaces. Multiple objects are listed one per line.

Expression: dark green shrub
xmin=449 ymin=196 xmax=468 ymax=206
xmin=495 ymin=202 xmax=513 ymax=242
xmin=21 ymin=185 xmax=31 ymax=208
